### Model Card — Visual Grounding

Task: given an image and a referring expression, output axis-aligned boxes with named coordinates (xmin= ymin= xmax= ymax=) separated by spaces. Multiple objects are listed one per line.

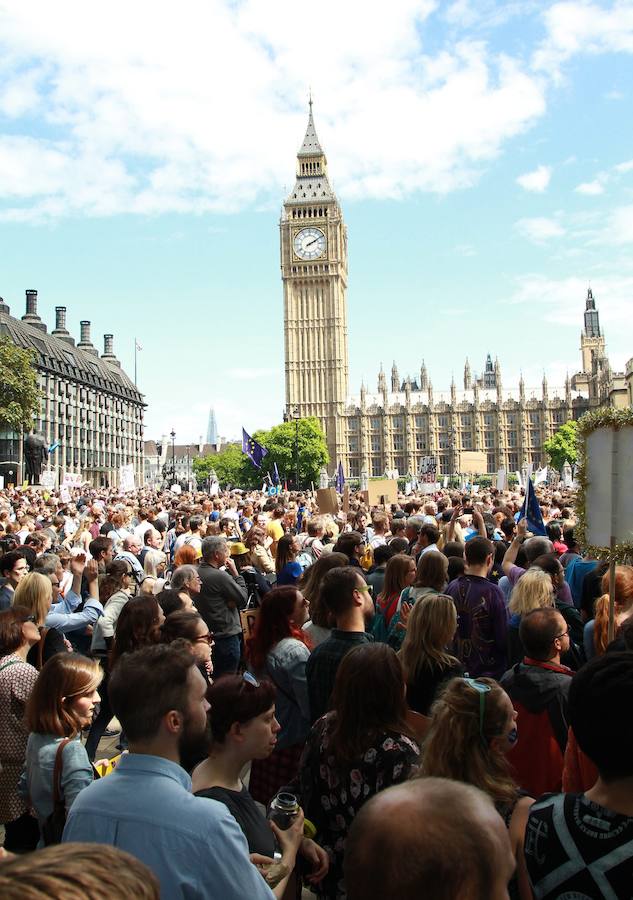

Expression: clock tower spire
xmin=281 ymin=101 xmax=349 ymax=467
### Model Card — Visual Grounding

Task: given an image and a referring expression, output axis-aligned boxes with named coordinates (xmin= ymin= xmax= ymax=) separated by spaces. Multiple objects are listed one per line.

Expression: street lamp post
xmin=187 ymin=445 xmax=190 ymax=491
xmin=292 ymin=407 xmax=300 ymax=490
xmin=170 ymin=429 xmax=176 ymax=486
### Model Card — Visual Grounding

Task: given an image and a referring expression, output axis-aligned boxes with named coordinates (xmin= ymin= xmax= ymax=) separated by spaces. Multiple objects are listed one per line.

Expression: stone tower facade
xmin=280 ymin=101 xmax=349 ymax=463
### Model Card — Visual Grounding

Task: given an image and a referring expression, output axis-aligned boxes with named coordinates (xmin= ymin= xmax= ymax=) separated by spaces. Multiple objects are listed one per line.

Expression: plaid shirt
xmin=306 ymin=629 xmax=373 ymax=723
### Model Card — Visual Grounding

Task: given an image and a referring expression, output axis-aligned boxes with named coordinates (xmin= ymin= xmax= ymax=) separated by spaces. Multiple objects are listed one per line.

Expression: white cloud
xmin=615 ymin=158 xmax=633 ymax=173
xmin=516 ymin=164 xmax=552 ymax=192
xmin=575 ymin=179 xmax=605 ymax=195
xmin=0 ymin=0 xmax=550 ymax=221
xmin=535 ymin=1 xmax=633 ymax=77
xmin=515 ymin=216 xmax=565 ymax=241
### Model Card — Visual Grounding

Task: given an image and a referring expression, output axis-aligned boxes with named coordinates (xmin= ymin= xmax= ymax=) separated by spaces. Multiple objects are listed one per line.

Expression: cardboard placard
xmin=240 ymin=607 xmax=259 ymax=640
xmin=366 ymin=478 xmax=398 ymax=506
xmin=316 ymin=487 xmax=339 ymax=515
xmin=457 ymin=451 xmax=488 ymax=475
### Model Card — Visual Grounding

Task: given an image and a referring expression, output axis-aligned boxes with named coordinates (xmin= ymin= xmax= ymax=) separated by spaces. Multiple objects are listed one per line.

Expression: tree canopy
xmin=543 ymin=420 xmax=579 ymax=471
xmin=193 ymin=417 xmax=329 ymax=489
xmin=0 ymin=335 xmax=41 ymax=431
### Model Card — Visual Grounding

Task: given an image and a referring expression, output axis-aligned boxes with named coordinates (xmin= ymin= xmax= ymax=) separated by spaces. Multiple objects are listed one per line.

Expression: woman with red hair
xmin=583 ymin=565 xmax=633 ymax=659
xmin=246 ymin=586 xmax=312 ymax=805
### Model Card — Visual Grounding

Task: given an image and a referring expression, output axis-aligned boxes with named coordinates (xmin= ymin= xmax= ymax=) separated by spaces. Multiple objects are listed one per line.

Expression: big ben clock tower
xmin=280 ymin=100 xmax=349 ymax=467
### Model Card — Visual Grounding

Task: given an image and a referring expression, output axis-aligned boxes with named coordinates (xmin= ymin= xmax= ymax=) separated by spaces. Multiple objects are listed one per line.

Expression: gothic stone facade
xmin=0 ymin=291 xmax=144 ymax=488
xmin=281 ymin=108 xmax=618 ymax=479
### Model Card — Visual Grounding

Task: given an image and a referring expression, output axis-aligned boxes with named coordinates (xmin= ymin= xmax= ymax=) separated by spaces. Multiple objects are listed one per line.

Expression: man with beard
xmin=62 ymin=644 xmax=277 ymax=899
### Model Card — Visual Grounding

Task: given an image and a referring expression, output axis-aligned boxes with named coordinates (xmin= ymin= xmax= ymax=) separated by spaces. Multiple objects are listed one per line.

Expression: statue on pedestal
xmin=24 ymin=431 xmax=48 ymax=485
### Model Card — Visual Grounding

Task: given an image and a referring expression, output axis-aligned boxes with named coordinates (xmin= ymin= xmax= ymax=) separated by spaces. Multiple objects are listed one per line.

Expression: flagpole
xmin=134 ymin=338 xmax=137 ymax=386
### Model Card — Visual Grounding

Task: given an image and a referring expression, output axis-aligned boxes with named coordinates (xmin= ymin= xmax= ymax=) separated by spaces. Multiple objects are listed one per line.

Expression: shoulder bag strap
xmin=52 ymin=738 xmax=72 ymax=809
xmin=37 ymin=627 xmax=50 ymax=672
xmin=0 ymin=659 xmax=21 ymax=673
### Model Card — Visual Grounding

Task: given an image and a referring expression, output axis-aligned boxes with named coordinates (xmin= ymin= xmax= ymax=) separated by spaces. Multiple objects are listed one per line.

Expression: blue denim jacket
xmin=19 ymin=733 xmax=93 ymax=830
xmin=253 ymin=637 xmax=311 ymax=749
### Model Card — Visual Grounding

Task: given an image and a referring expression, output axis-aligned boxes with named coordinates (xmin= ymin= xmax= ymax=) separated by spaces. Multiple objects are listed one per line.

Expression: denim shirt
xmin=62 ymin=753 xmax=274 ymax=900
xmin=19 ymin=733 xmax=93 ymax=828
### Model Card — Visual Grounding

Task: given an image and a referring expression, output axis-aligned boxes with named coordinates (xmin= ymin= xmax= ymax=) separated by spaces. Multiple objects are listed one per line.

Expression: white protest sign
xmin=170 ymin=484 xmax=182 ymax=494
xmin=496 ymin=468 xmax=507 ymax=491
xmin=41 ymin=470 xmax=56 ymax=489
xmin=60 ymin=487 xmax=71 ymax=503
xmin=62 ymin=472 xmax=82 ymax=488
xmin=119 ymin=464 xmax=135 ymax=493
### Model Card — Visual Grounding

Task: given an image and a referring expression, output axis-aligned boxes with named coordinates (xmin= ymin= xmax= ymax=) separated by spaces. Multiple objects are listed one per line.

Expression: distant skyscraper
xmin=206 ymin=408 xmax=218 ymax=446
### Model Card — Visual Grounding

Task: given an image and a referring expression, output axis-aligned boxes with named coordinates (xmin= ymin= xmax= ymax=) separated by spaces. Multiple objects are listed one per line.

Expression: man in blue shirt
xmin=63 ymin=644 xmax=280 ymax=899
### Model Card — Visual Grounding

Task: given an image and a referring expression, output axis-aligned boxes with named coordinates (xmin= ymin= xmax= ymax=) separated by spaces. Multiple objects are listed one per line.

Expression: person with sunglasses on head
xmin=62 ymin=644 xmax=277 ymax=900
xmin=0 ymin=607 xmax=41 ymax=852
xmin=421 ymin=676 xmax=533 ymax=900
xmin=500 ymin=607 xmax=573 ymax=799
xmin=192 ymin=673 xmax=329 ymax=897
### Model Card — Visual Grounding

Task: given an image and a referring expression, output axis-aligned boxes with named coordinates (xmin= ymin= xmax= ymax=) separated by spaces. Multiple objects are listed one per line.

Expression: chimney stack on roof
xmin=52 ymin=306 xmax=75 ymax=345
xmin=77 ymin=320 xmax=99 ymax=356
xmin=22 ymin=289 xmax=47 ymax=332
xmin=102 ymin=333 xmax=121 ymax=366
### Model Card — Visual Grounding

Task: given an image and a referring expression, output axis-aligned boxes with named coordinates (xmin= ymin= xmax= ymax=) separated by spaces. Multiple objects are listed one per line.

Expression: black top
xmin=305 ymin=629 xmax=373 ymax=723
xmin=525 ymin=792 xmax=633 ymax=899
xmin=194 ymin=784 xmax=275 ymax=857
xmin=26 ymin=627 xmax=66 ymax=669
xmin=406 ymin=660 xmax=463 ymax=716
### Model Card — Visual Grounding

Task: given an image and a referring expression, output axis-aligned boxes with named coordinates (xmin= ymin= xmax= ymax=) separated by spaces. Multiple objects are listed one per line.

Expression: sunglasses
xmin=242 ymin=671 xmax=259 ymax=688
xmin=194 ymin=633 xmax=214 ymax=645
xmin=463 ymin=677 xmax=491 ymax=737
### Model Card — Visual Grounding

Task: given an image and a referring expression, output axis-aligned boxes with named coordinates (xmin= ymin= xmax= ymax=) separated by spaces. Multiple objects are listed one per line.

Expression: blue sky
xmin=1 ymin=0 xmax=632 ymax=443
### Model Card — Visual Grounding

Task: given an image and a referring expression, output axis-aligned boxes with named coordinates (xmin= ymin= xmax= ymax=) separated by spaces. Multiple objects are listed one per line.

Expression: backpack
xmin=371 ymin=590 xmax=405 ymax=643
xmin=295 ymin=537 xmax=318 ymax=571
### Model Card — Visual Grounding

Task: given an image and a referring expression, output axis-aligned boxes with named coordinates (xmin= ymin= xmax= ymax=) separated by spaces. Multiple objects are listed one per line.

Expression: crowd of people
xmin=0 ymin=478 xmax=632 ymax=899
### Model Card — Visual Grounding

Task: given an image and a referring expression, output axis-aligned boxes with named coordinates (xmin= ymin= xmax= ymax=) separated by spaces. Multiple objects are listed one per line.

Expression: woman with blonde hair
xmin=13 ymin=573 xmax=67 ymax=668
xmin=399 ymin=594 xmax=462 ymax=716
xmin=507 ymin=568 xmax=555 ymax=666
xmin=584 ymin=565 xmax=633 ymax=658
xmin=421 ymin=677 xmax=533 ymax=900
xmin=21 ymin=652 xmax=102 ymax=843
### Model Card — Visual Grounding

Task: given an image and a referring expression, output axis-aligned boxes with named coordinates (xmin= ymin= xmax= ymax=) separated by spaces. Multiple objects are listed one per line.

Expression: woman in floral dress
xmin=294 ymin=643 xmax=420 ymax=898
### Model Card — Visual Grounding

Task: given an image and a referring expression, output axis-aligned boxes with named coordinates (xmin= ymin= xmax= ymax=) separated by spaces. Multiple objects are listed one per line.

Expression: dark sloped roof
xmin=0 ymin=309 xmax=144 ymax=405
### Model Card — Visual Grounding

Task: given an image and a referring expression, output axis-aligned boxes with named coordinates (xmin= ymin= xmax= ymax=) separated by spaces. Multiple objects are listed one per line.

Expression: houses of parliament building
xmin=281 ymin=103 xmax=632 ymax=480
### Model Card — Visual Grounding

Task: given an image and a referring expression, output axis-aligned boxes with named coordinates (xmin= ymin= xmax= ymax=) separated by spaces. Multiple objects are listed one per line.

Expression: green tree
xmin=193 ymin=418 xmax=329 ymax=490
xmin=543 ymin=420 xmax=579 ymax=472
xmin=193 ymin=444 xmax=257 ymax=489
xmin=253 ymin=417 xmax=329 ymax=489
xmin=0 ymin=335 xmax=41 ymax=430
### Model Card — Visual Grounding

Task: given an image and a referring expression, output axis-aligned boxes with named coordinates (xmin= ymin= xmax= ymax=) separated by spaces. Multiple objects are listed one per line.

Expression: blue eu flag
xmin=335 ymin=461 xmax=345 ymax=494
xmin=518 ymin=476 xmax=547 ymax=536
xmin=242 ymin=428 xmax=268 ymax=469
xmin=273 ymin=462 xmax=280 ymax=485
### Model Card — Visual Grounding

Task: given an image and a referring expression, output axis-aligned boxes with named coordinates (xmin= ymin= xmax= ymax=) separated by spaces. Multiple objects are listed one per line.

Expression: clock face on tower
xmin=293 ymin=227 xmax=326 ymax=260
